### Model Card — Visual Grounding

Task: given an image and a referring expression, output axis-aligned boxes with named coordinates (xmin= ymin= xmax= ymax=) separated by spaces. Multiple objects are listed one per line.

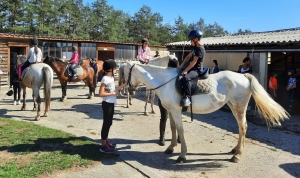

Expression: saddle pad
xmin=65 ymin=65 xmax=84 ymax=76
xmin=194 ymin=77 xmax=213 ymax=94
xmin=175 ymin=76 xmax=213 ymax=96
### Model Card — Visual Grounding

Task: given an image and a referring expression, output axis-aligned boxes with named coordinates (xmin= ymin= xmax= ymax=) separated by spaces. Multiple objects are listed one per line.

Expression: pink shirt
xmin=138 ymin=46 xmax=151 ymax=62
xmin=69 ymin=53 xmax=79 ymax=64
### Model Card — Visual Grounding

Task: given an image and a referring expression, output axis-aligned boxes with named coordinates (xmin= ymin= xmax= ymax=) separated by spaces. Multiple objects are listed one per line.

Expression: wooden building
xmin=0 ymin=33 xmax=168 ymax=86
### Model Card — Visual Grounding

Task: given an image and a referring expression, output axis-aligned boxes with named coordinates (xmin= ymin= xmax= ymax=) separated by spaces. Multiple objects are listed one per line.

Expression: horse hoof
xmin=144 ymin=112 xmax=149 ymax=116
xmin=231 ymin=148 xmax=236 ymax=154
xmin=151 ymin=111 xmax=155 ymax=114
xmin=33 ymin=107 xmax=37 ymax=111
xmin=60 ymin=98 xmax=66 ymax=102
xmin=35 ymin=116 xmax=40 ymax=121
xmin=21 ymin=107 xmax=26 ymax=111
xmin=176 ymin=157 xmax=187 ymax=163
xmin=165 ymin=148 xmax=174 ymax=154
xmin=87 ymin=96 xmax=93 ymax=99
xmin=230 ymin=155 xmax=239 ymax=163
xmin=44 ymin=113 xmax=48 ymax=117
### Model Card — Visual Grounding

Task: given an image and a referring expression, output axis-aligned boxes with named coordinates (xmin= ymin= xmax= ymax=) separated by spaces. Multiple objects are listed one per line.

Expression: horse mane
xmin=136 ymin=63 xmax=180 ymax=72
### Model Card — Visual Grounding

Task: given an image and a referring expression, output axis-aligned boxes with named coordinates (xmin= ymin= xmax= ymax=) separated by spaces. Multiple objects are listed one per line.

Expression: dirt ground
xmin=0 ymin=83 xmax=300 ymax=178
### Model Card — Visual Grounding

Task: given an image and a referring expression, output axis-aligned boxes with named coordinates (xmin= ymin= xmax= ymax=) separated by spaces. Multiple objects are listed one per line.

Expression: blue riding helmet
xmin=187 ymin=30 xmax=203 ymax=41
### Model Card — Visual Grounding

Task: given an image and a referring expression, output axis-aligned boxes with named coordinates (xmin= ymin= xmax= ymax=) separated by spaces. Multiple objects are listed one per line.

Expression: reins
xmin=127 ymin=64 xmax=178 ymax=92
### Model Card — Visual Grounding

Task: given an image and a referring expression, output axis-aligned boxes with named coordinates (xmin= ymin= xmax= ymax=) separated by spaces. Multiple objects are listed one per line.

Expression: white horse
xmin=17 ymin=56 xmax=54 ymax=121
xmin=124 ymin=62 xmax=289 ymax=163
xmin=118 ymin=55 xmax=179 ymax=115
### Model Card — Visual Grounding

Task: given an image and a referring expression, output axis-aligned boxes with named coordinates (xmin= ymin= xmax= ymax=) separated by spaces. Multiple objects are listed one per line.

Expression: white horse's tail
xmin=244 ymin=73 xmax=289 ymax=127
xmin=118 ymin=64 xmax=124 ymax=86
xmin=43 ymin=67 xmax=52 ymax=109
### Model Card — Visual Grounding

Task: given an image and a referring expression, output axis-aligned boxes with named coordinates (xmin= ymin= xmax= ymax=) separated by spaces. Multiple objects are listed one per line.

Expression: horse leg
xmin=21 ymin=86 xmax=26 ymax=110
xmin=32 ymin=94 xmax=37 ymax=111
xmin=60 ymin=81 xmax=67 ymax=102
xmin=33 ymin=88 xmax=41 ymax=121
xmin=227 ymin=102 xmax=248 ymax=163
xmin=87 ymin=80 xmax=94 ymax=99
xmin=144 ymin=90 xmax=149 ymax=115
xmin=165 ymin=111 xmax=177 ymax=154
xmin=150 ymin=92 xmax=155 ymax=114
xmin=126 ymin=88 xmax=130 ymax=108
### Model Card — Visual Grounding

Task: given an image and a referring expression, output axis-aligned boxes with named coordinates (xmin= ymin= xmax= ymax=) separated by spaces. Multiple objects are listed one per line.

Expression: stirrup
xmin=180 ymin=96 xmax=191 ymax=107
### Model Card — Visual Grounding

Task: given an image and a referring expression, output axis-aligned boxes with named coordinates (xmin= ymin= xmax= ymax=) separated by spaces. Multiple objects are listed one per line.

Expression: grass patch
xmin=90 ymin=132 xmax=97 ymax=135
xmin=67 ymin=125 xmax=74 ymax=128
xmin=0 ymin=117 xmax=113 ymax=178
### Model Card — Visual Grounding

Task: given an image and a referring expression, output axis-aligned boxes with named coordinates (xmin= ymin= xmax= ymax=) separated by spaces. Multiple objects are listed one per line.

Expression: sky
xmin=83 ymin=0 xmax=300 ymax=33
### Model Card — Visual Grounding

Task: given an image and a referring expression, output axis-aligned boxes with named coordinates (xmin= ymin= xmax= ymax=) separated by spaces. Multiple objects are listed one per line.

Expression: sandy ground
xmin=0 ymin=83 xmax=299 ymax=178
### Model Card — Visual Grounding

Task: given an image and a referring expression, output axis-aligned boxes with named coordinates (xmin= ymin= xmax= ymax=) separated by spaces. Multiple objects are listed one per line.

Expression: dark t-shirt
xmin=190 ymin=45 xmax=205 ymax=70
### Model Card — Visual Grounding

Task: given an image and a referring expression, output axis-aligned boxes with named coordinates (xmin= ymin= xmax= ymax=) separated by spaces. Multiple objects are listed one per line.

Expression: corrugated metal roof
xmin=165 ymin=28 xmax=300 ymax=46
xmin=0 ymin=33 xmax=165 ymax=47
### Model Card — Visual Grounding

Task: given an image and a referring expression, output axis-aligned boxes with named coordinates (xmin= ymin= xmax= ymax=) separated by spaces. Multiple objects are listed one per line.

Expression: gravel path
xmin=0 ymin=83 xmax=300 ymax=178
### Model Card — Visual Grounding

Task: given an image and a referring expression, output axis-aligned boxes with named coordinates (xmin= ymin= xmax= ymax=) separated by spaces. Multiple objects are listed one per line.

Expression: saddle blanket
xmin=65 ymin=65 xmax=83 ymax=76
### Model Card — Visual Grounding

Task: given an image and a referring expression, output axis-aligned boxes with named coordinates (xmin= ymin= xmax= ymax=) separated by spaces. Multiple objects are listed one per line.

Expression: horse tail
xmin=43 ymin=67 xmax=52 ymax=109
xmin=244 ymin=73 xmax=289 ymax=127
xmin=118 ymin=64 xmax=124 ymax=86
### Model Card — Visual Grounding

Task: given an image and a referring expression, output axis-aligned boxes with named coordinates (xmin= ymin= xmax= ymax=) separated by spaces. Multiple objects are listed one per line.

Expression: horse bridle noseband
xmin=127 ymin=64 xmax=177 ymax=92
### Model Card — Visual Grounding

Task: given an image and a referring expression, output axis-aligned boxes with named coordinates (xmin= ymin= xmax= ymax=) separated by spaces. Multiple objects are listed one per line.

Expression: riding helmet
xmin=187 ymin=30 xmax=203 ymax=41
xmin=6 ymin=90 xmax=13 ymax=96
xmin=103 ymin=59 xmax=117 ymax=71
xmin=72 ymin=46 xmax=78 ymax=51
xmin=142 ymin=38 xmax=148 ymax=43
xmin=30 ymin=38 xmax=38 ymax=45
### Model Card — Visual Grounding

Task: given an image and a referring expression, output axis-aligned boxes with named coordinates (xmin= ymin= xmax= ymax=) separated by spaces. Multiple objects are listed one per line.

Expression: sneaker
xmin=17 ymin=100 xmax=21 ymax=105
xmin=99 ymin=145 xmax=115 ymax=153
xmin=13 ymin=101 xmax=17 ymax=105
xmin=180 ymin=96 xmax=191 ymax=107
xmin=106 ymin=140 xmax=116 ymax=149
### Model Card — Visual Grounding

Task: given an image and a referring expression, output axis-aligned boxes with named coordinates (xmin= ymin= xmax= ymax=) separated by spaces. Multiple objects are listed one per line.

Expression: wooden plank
xmin=0 ymin=44 xmax=8 ymax=48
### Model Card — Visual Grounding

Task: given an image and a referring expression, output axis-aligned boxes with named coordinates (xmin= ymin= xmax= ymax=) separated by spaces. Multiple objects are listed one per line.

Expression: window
xmin=81 ymin=43 xmax=96 ymax=59
xmin=115 ymin=45 xmax=135 ymax=60
xmin=268 ymin=52 xmax=271 ymax=64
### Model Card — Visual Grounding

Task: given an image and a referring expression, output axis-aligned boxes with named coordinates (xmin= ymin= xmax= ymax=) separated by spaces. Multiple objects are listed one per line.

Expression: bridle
xmin=127 ymin=64 xmax=178 ymax=92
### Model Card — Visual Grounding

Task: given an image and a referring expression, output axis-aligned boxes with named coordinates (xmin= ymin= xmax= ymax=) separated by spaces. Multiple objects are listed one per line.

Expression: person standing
xmin=269 ymin=72 xmax=278 ymax=100
xmin=99 ymin=59 xmax=127 ymax=153
xmin=137 ymin=38 xmax=151 ymax=64
xmin=10 ymin=68 xmax=21 ymax=105
xmin=154 ymin=51 xmax=160 ymax=58
xmin=210 ymin=59 xmax=219 ymax=74
xmin=237 ymin=57 xmax=252 ymax=74
xmin=286 ymin=69 xmax=297 ymax=112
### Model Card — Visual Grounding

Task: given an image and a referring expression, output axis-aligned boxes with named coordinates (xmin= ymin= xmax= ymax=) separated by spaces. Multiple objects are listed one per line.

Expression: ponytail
xmin=34 ymin=46 xmax=38 ymax=55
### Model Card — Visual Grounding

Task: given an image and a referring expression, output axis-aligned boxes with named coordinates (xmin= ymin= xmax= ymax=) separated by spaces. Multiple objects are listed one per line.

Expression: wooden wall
xmin=0 ymin=40 xmax=9 ymax=86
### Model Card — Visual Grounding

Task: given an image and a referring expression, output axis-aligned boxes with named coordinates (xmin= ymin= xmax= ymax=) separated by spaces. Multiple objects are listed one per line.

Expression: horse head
xmin=44 ymin=56 xmax=67 ymax=67
xmin=124 ymin=62 xmax=142 ymax=92
xmin=16 ymin=55 xmax=27 ymax=68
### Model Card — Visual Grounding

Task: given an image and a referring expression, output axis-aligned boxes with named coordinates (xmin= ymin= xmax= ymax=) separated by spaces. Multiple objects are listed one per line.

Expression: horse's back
xmin=23 ymin=63 xmax=54 ymax=88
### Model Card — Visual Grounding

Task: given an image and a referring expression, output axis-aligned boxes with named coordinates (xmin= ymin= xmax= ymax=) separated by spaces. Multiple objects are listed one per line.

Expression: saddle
xmin=175 ymin=68 xmax=212 ymax=96
xmin=65 ymin=64 xmax=84 ymax=76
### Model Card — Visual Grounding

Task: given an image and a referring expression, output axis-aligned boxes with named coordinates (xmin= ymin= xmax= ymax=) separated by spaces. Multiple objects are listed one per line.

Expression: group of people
xmin=8 ymin=32 xmax=297 ymax=154
xmin=9 ymin=38 xmax=82 ymax=105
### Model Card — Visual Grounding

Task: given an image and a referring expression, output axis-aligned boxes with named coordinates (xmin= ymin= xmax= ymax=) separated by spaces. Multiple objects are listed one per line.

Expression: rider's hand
xmin=181 ymin=71 xmax=187 ymax=76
